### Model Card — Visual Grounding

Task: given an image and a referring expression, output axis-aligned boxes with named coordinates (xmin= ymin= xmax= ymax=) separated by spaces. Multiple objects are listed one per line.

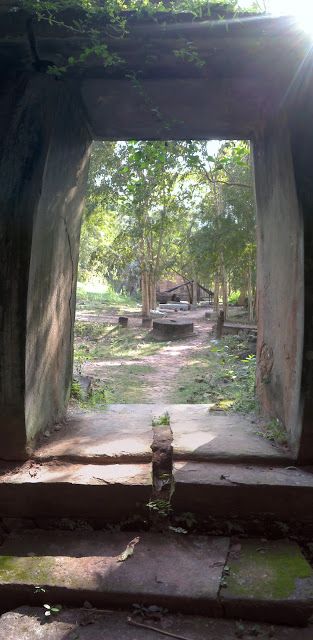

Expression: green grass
xmin=74 ymin=283 xmax=162 ymax=404
xmin=256 ymin=418 xmax=288 ymax=446
xmin=76 ymin=281 xmax=139 ymax=312
xmin=71 ymin=363 xmax=154 ymax=406
xmin=73 ymin=280 xmax=166 ymax=405
xmin=170 ymin=335 xmax=257 ymax=413
xmin=102 ymin=363 xmax=154 ymax=404
xmin=74 ymin=325 xmax=162 ymax=361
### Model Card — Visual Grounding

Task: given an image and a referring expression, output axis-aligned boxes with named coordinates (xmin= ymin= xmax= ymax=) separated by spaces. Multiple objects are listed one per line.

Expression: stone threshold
xmin=31 ymin=405 xmax=293 ymax=466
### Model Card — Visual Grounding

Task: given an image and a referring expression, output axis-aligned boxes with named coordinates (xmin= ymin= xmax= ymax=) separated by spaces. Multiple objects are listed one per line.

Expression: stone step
xmin=173 ymin=462 xmax=313 ymax=523
xmin=0 ymin=462 xmax=151 ymax=522
xmin=1 ymin=607 xmax=313 ymax=640
xmin=0 ymin=533 xmax=312 ymax=625
xmin=1 ymin=460 xmax=313 ymax=525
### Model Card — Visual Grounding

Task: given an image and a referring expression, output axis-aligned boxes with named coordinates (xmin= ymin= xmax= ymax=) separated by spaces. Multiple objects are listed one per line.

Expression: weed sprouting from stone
xmin=147 ymin=499 xmax=172 ymax=518
xmin=257 ymin=418 xmax=288 ymax=446
xmin=152 ymin=412 xmax=170 ymax=427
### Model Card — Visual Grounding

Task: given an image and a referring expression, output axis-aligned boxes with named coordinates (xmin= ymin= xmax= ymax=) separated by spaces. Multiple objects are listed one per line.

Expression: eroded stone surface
xmin=33 ymin=405 xmax=291 ymax=466
xmin=0 ymin=463 xmax=151 ymax=521
xmin=169 ymin=405 xmax=291 ymax=463
xmin=0 ymin=532 xmax=228 ymax=614
xmin=172 ymin=462 xmax=313 ymax=521
xmin=34 ymin=407 xmax=155 ymax=463
xmin=1 ymin=608 xmax=313 ymax=640
xmin=222 ymin=539 xmax=313 ymax=625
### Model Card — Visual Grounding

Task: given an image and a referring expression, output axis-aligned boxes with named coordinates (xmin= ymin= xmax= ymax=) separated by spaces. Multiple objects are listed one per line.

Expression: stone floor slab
xmin=0 ymin=462 xmax=151 ymax=521
xmin=0 ymin=532 xmax=228 ymax=615
xmin=172 ymin=462 xmax=313 ymax=521
xmin=33 ymin=405 xmax=291 ymax=465
xmin=221 ymin=538 xmax=313 ymax=625
xmin=34 ymin=406 xmax=156 ymax=463
xmin=1 ymin=608 xmax=313 ymax=640
xmin=168 ymin=405 xmax=291 ymax=463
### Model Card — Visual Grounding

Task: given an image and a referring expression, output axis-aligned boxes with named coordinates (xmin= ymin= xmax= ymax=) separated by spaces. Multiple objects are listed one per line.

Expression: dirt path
xmin=76 ymin=306 xmax=212 ymax=403
xmin=143 ymin=311 xmax=211 ymax=402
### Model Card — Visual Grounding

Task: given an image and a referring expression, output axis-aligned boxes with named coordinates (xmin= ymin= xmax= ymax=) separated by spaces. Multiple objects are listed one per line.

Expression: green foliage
xmin=172 ymin=334 xmax=257 ymax=412
xmin=228 ymin=290 xmax=241 ymax=304
xmin=77 ymin=282 xmax=138 ymax=309
xmin=80 ymin=139 xmax=256 ymax=313
xmin=71 ymin=380 xmax=83 ymax=400
xmin=21 ymin=0 xmax=265 ymax=90
xmin=147 ymin=499 xmax=172 ymax=517
xmin=257 ymin=418 xmax=288 ymax=446
xmin=173 ymin=42 xmax=205 ymax=68
xmin=87 ymin=383 xmax=108 ymax=407
xmin=43 ymin=604 xmax=62 ymax=617
xmin=152 ymin=411 xmax=170 ymax=426
xmin=186 ymin=140 xmax=256 ymax=300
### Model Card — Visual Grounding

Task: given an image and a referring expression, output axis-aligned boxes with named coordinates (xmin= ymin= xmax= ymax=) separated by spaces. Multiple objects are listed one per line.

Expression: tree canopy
xmin=80 ymin=139 xmax=257 ymax=319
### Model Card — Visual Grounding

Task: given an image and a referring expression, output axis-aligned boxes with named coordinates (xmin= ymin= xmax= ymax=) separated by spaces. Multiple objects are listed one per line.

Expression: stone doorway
xmin=0 ymin=10 xmax=312 ymax=463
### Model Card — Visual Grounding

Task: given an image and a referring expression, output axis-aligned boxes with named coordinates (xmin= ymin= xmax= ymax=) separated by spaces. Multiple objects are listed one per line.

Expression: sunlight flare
xmin=268 ymin=0 xmax=313 ymax=36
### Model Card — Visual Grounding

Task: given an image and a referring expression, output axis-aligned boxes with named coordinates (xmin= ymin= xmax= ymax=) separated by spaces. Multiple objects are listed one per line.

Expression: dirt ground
xmin=75 ymin=306 xmax=212 ymax=403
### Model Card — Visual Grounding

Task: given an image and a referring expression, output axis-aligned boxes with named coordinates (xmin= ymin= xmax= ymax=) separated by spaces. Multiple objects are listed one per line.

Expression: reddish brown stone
xmin=0 ymin=531 xmax=228 ymax=614
xmin=0 ymin=462 xmax=151 ymax=521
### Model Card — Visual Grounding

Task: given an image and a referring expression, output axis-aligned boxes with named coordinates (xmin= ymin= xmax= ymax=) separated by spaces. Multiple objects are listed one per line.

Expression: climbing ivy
xmin=18 ymin=0 xmax=264 ymax=74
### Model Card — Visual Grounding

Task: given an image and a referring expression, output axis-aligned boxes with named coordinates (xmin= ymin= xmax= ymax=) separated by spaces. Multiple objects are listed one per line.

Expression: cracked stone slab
xmin=0 ymin=462 xmax=151 ymax=521
xmin=1 ymin=608 xmax=313 ymax=640
xmin=33 ymin=404 xmax=292 ymax=466
xmin=0 ymin=531 xmax=229 ymax=614
xmin=221 ymin=538 xmax=313 ymax=625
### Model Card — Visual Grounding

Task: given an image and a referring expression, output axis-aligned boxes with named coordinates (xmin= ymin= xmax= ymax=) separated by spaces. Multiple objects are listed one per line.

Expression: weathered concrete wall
xmin=25 ymin=84 xmax=92 ymax=447
xmin=0 ymin=76 xmax=54 ymax=459
xmin=0 ymin=75 xmax=91 ymax=459
xmin=290 ymin=84 xmax=313 ymax=463
xmin=253 ymin=117 xmax=304 ymax=456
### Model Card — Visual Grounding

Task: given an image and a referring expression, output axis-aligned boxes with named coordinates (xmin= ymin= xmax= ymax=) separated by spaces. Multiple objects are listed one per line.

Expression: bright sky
xmin=240 ymin=0 xmax=313 ymax=32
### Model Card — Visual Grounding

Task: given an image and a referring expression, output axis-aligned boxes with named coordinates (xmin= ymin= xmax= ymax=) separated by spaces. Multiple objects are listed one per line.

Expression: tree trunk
xmin=192 ymin=279 xmax=198 ymax=305
xmin=238 ymin=289 xmax=246 ymax=306
xmin=149 ymin=276 xmax=157 ymax=311
xmin=221 ymin=256 xmax=228 ymax=320
xmin=142 ymin=270 xmax=150 ymax=317
xmin=214 ymin=273 xmax=220 ymax=312
xmin=186 ymin=283 xmax=193 ymax=304
xmin=247 ymin=263 xmax=254 ymax=322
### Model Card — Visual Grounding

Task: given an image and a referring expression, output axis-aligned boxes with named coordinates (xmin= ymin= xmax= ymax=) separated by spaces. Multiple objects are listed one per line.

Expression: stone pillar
xmin=0 ymin=75 xmax=92 ymax=459
xmin=253 ymin=116 xmax=304 ymax=458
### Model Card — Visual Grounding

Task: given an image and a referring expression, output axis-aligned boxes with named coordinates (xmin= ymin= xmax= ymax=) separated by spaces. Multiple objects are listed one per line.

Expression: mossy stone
xmin=0 ymin=556 xmax=62 ymax=586
xmin=224 ymin=539 xmax=313 ymax=600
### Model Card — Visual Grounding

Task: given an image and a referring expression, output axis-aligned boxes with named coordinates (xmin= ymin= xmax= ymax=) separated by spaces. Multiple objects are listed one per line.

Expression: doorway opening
xmin=33 ymin=138 xmax=292 ymax=467
xmin=74 ymin=139 xmax=257 ymax=406
xmin=28 ymin=138 xmax=289 ymax=466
